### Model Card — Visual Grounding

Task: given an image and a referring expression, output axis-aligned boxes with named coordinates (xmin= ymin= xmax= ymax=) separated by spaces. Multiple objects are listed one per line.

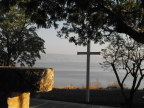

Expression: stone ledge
xmin=0 ymin=67 xmax=54 ymax=92
xmin=8 ymin=92 xmax=30 ymax=108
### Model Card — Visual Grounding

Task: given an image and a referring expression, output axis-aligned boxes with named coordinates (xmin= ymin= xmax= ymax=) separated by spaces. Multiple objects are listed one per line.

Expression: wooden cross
xmin=77 ymin=40 xmax=100 ymax=103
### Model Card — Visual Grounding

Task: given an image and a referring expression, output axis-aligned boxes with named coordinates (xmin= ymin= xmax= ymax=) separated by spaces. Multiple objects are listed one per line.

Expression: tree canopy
xmin=0 ymin=0 xmax=144 ymax=44
xmin=0 ymin=6 xmax=45 ymax=66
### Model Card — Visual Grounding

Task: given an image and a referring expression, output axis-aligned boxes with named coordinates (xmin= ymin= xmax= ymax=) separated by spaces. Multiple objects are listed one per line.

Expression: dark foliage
xmin=1 ymin=0 xmax=144 ymax=44
xmin=0 ymin=7 xmax=45 ymax=66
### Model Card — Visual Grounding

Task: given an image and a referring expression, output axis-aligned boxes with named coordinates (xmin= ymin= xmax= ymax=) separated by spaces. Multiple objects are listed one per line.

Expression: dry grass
xmin=55 ymin=85 xmax=78 ymax=89
xmin=54 ymin=81 xmax=123 ymax=90
xmin=81 ymin=81 xmax=103 ymax=90
xmin=54 ymin=82 xmax=103 ymax=90
xmin=106 ymin=82 xmax=120 ymax=89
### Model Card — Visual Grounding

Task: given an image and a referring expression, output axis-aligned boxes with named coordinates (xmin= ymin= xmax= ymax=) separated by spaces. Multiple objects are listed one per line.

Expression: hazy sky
xmin=37 ymin=28 xmax=107 ymax=55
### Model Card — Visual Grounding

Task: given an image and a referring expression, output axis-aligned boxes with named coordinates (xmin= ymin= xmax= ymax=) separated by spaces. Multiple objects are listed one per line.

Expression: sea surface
xmin=35 ymin=54 xmax=144 ymax=89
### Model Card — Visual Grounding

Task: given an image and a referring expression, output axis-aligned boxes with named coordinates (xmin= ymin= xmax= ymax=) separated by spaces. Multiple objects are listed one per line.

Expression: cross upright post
xmin=77 ymin=40 xmax=100 ymax=103
xmin=86 ymin=39 xmax=90 ymax=103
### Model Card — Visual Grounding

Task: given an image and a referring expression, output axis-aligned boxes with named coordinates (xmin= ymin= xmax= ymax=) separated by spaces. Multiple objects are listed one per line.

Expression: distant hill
xmin=36 ymin=53 xmax=103 ymax=63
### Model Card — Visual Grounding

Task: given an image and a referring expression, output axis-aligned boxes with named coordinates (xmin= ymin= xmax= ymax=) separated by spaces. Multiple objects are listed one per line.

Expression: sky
xmin=36 ymin=28 xmax=107 ymax=55
xmin=35 ymin=27 xmax=144 ymax=89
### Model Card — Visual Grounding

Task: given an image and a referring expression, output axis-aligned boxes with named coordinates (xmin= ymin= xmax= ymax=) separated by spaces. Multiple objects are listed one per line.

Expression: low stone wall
xmin=0 ymin=67 xmax=54 ymax=92
xmin=0 ymin=67 xmax=54 ymax=108
xmin=8 ymin=92 xmax=30 ymax=108
xmin=39 ymin=69 xmax=54 ymax=92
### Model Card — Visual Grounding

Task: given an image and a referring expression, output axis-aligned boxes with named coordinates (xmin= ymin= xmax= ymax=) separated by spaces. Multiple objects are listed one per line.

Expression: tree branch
xmin=111 ymin=63 xmax=127 ymax=100
xmin=98 ymin=2 xmax=144 ymax=44
xmin=122 ymin=72 xmax=130 ymax=86
xmin=134 ymin=75 xmax=144 ymax=93
xmin=111 ymin=63 xmax=122 ymax=87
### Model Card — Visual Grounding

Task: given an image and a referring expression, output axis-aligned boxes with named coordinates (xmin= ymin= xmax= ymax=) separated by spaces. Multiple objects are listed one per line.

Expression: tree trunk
xmin=124 ymin=92 xmax=135 ymax=108
xmin=5 ymin=51 xmax=11 ymax=66
xmin=127 ymin=97 xmax=134 ymax=108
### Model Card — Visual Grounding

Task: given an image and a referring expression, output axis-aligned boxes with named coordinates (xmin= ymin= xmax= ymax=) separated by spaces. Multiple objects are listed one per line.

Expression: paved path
xmin=30 ymin=98 xmax=119 ymax=108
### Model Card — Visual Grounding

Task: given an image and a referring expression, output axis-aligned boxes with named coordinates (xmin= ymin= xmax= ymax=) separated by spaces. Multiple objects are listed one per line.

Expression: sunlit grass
xmin=34 ymin=82 xmax=144 ymax=107
xmin=54 ymin=81 xmax=126 ymax=90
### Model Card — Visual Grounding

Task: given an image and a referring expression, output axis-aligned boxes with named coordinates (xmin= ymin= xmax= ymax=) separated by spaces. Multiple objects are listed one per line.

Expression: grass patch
xmin=32 ymin=89 xmax=144 ymax=108
xmin=32 ymin=83 xmax=144 ymax=108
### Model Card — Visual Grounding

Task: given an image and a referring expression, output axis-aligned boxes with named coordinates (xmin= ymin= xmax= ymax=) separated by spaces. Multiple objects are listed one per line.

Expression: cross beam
xmin=77 ymin=40 xmax=100 ymax=103
xmin=77 ymin=52 xmax=101 ymax=55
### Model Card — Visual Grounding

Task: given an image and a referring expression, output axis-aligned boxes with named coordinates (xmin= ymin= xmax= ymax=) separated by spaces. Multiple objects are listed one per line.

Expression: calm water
xmin=35 ymin=54 xmax=144 ymax=89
